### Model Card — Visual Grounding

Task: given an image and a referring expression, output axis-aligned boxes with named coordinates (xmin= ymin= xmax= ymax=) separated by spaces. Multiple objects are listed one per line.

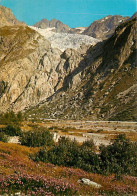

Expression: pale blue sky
xmin=1 ymin=0 xmax=136 ymax=27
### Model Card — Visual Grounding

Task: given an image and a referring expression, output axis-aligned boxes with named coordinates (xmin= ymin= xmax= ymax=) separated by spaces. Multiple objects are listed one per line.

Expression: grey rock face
xmin=0 ymin=25 xmax=51 ymax=111
xmin=83 ymin=15 xmax=129 ymax=40
xmin=34 ymin=18 xmax=70 ymax=33
xmin=0 ymin=18 xmax=136 ymax=122
xmin=0 ymin=25 xmax=86 ymax=112
xmin=29 ymin=18 xmax=136 ymax=121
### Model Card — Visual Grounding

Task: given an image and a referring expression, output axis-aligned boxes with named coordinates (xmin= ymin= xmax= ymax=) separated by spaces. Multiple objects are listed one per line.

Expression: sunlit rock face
xmin=0 ymin=6 xmax=25 ymax=27
xmin=83 ymin=15 xmax=129 ymax=40
xmin=0 ymin=8 xmax=136 ymax=122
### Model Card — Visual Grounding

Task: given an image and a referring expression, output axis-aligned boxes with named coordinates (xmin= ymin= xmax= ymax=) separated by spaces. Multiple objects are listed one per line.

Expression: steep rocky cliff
xmin=0 ymin=6 xmax=25 ymax=27
xmin=83 ymin=15 xmax=129 ymax=40
xmin=0 ymin=16 xmax=136 ymax=121
xmin=26 ymin=18 xmax=137 ymax=121
xmin=0 ymin=25 xmax=51 ymax=111
xmin=0 ymin=25 xmax=86 ymax=112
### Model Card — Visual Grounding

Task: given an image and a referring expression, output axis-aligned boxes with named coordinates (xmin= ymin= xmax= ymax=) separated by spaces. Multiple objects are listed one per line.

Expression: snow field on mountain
xmin=29 ymin=26 xmax=99 ymax=51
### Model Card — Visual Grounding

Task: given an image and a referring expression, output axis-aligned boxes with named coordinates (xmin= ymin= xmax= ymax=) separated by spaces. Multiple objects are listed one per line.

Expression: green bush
xmin=0 ymin=132 xmax=8 ymax=142
xmin=19 ymin=127 xmax=54 ymax=147
xmin=81 ymin=139 xmax=96 ymax=151
xmin=3 ymin=124 xmax=22 ymax=136
xmin=99 ymin=134 xmax=137 ymax=176
xmin=33 ymin=137 xmax=98 ymax=172
xmin=0 ymin=111 xmax=23 ymax=125
xmin=32 ymin=134 xmax=137 ymax=176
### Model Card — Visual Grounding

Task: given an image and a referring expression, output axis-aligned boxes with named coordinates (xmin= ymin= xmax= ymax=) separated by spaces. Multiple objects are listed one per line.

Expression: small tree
xmin=81 ymin=139 xmax=96 ymax=151
xmin=99 ymin=134 xmax=137 ymax=176
xmin=4 ymin=124 xmax=22 ymax=136
xmin=19 ymin=127 xmax=54 ymax=147
xmin=0 ymin=132 xmax=8 ymax=143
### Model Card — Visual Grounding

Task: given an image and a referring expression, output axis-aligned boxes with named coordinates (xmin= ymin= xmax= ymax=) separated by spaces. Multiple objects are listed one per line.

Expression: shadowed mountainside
xmin=26 ymin=18 xmax=137 ymax=121
xmin=83 ymin=15 xmax=129 ymax=40
xmin=0 ymin=7 xmax=136 ymax=121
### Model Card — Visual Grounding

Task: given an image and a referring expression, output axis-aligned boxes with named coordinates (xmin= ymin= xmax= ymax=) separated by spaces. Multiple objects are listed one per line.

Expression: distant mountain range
xmin=34 ymin=18 xmax=70 ymax=33
xmin=33 ymin=15 xmax=130 ymax=40
xmin=82 ymin=15 xmax=129 ymax=40
xmin=0 ymin=6 xmax=136 ymax=121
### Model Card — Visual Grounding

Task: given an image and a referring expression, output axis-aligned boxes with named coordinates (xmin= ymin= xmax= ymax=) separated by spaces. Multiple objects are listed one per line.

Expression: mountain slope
xmin=0 ymin=25 xmax=51 ymax=111
xmin=0 ymin=17 xmax=136 ymax=121
xmin=26 ymin=18 xmax=137 ymax=121
xmin=83 ymin=15 xmax=129 ymax=40
xmin=0 ymin=6 xmax=25 ymax=27
xmin=0 ymin=25 xmax=89 ymax=112
xmin=34 ymin=18 xmax=70 ymax=33
xmin=33 ymin=15 xmax=129 ymax=41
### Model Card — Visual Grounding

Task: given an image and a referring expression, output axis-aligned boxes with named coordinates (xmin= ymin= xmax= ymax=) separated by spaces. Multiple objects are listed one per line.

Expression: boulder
xmin=78 ymin=178 xmax=102 ymax=188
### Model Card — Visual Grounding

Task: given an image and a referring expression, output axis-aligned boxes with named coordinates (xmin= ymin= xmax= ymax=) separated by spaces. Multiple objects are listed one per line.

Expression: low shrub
xmin=81 ymin=139 xmax=96 ymax=151
xmin=0 ymin=111 xmax=23 ymax=125
xmin=0 ymin=174 xmax=78 ymax=196
xmin=2 ymin=124 xmax=22 ymax=136
xmin=0 ymin=132 xmax=8 ymax=143
xmin=19 ymin=127 xmax=54 ymax=147
xmin=32 ymin=134 xmax=137 ymax=176
xmin=99 ymin=134 xmax=137 ymax=176
xmin=33 ymin=137 xmax=98 ymax=172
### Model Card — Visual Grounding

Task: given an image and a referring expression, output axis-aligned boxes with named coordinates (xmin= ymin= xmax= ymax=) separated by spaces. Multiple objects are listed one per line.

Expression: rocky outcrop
xmin=0 ymin=17 xmax=136 ymax=121
xmin=0 ymin=6 xmax=25 ymax=27
xmin=83 ymin=15 xmax=129 ymax=40
xmin=131 ymin=12 xmax=137 ymax=19
xmin=78 ymin=178 xmax=102 ymax=188
xmin=0 ymin=25 xmax=86 ymax=112
xmin=34 ymin=18 xmax=70 ymax=33
xmin=0 ymin=25 xmax=51 ymax=111
xmin=69 ymin=27 xmax=87 ymax=34
xmin=27 ymin=18 xmax=136 ymax=121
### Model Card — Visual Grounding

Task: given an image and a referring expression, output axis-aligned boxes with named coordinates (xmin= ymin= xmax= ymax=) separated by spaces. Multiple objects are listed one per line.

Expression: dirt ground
xmin=19 ymin=120 xmax=137 ymax=146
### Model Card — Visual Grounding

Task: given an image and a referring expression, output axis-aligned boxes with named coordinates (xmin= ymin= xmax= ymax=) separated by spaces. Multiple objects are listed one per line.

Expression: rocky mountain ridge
xmin=26 ymin=18 xmax=137 ymax=121
xmin=34 ymin=15 xmax=129 ymax=40
xmin=0 ymin=6 xmax=25 ymax=27
xmin=83 ymin=15 xmax=129 ymax=40
xmin=0 ymin=18 xmax=136 ymax=121
xmin=34 ymin=18 xmax=70 ymax=33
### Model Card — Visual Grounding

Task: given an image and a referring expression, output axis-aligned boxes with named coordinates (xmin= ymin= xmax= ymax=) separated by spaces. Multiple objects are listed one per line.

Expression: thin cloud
xmin=56 ymin=12 xmax=129 ymax=16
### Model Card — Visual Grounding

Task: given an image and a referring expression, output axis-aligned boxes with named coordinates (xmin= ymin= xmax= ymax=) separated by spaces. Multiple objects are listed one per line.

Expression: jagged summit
xmin=28 ymin=18 xmax=137 ymax=121
xmin=34 ymin=18 xmax=70 ymax=33
xmin=83 ymin=15 xmax=129 ymax=40
xmin=34 ymin=15 xmax=130 ymax=40
xmin=0 ymin=6 xmax=25 ymax=27
xmin=0 ymin=18 xmax=136 ymax=121
xmin=131 ymin=12 xmax=137 ymax=19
